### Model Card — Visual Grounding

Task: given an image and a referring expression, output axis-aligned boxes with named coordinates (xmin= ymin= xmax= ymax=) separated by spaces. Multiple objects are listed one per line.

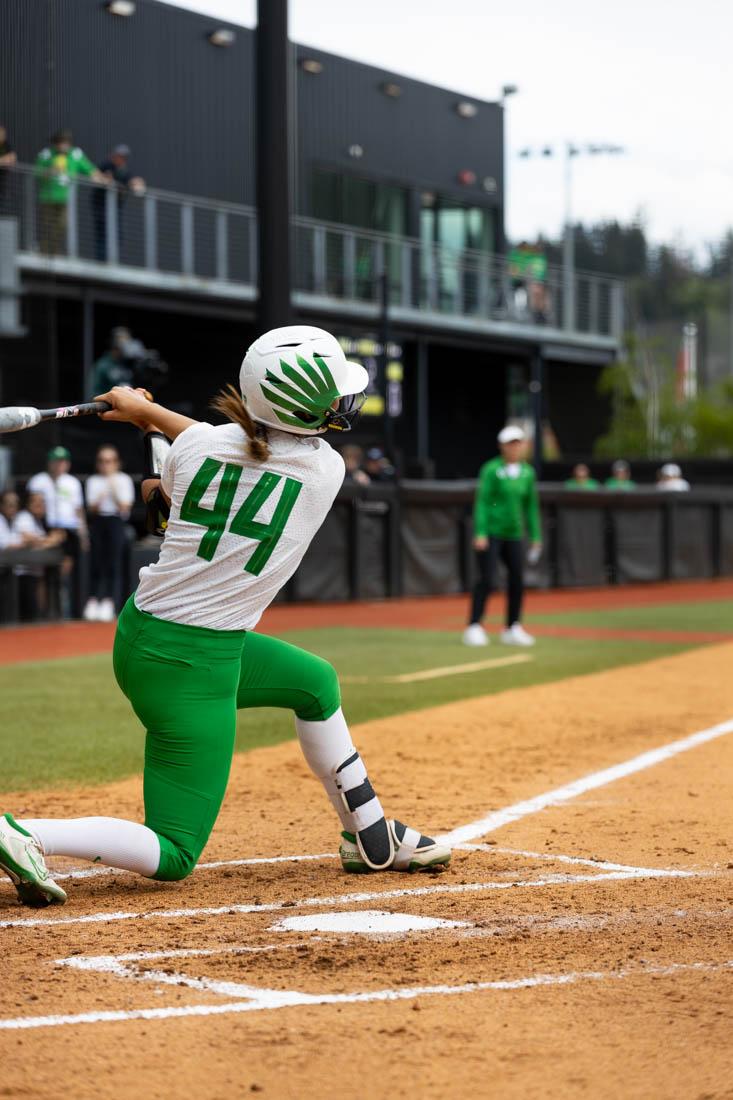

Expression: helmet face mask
xmin=240 ymin=326 xmax=369 ymax=437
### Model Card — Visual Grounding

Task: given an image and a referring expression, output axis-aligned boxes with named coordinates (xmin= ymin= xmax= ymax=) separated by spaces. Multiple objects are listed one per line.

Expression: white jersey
xmin=26 ymin=471 xmax=83 ymax=529
xmin=136 ymin=422 xmax=344 ymax=630
xmin=86 ymin=472 xmax=135 ymax=517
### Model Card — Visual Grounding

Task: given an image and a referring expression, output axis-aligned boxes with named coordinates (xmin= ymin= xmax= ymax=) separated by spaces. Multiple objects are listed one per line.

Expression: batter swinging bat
xmin=0 ymin=401 xmax=112 ymax=434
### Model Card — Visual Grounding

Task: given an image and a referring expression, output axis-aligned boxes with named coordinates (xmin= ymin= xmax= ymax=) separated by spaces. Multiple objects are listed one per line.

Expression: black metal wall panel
xmin=294 ymin=503 xmax=351 ymax=601
xmin=402 ymin=503 xmax=464 ymax=596
xmin=294 ymin=45 xmax=503 ymax=211
xmin=2 ymin=0 xmax=502 ymax=216
xmin=721 ymin=506 xmax=733 ymax=576
xmin=1 ymin=0 xmax=256 ymax=204
xmin=555 ymin=507 xmax=606 ymax=587
xmin=670 ymin=504 xmax=713 ymax=580
xmin=614 ymin=508 xmax=664 ymax=582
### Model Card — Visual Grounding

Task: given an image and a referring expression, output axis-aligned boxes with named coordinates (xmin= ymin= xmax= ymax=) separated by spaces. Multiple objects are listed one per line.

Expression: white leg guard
xmin=295 ymin=708 xmax=394 ymax=869
xmin=18 ymin=817 xmax=161 ymax=877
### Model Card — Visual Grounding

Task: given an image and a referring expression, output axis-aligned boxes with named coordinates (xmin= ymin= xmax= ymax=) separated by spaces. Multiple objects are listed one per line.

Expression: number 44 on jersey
xmin=180 ymin=458 xmax=303 ymax=576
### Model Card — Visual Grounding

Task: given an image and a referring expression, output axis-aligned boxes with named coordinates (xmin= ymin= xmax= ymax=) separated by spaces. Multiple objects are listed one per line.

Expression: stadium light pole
xmin=256 ymin=0 xmax=292 ymax=330
xmin=498 ymin=84 xmax=518 ymax=254
xmin=518 ymin=143 xmax=625 ymax=329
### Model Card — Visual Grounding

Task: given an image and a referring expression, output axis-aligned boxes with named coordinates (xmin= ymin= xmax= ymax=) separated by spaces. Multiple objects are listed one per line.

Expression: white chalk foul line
xmin=41 ymin=716 xmax=733 ymax=885
xmin=1 ymin=959 xmax=730 ymax=1030
xmin=52 ymin=851 xmax=336 ymax=882
xmin=0 ymin=867 xmax=698 ymax=930
xmin=49 ymin=844 xmax=679 ymax=884
xmin=439 ymin=717 xmax=733 ymax=847
xmin=341 ymin=653 xmax=531 ymax=685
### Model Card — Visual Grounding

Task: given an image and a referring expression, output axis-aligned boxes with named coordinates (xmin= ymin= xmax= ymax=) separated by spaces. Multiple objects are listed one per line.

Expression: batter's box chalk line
xmin=1 ymin=956 xmax=731 ymax=1030
xmin=1 ymin=715 xmax=731 ymax=1029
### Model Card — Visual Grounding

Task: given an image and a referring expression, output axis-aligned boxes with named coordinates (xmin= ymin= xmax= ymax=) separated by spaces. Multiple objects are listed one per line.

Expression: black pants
xmin=469 ymin=538 xmax=524 ymax=627
xmin=89 ymin=515 xmax=126 ymax=603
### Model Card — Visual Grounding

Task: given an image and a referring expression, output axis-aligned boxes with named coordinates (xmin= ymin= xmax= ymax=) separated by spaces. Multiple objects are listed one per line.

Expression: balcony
xmin=3 ymin=164 xmax=622 ymax=348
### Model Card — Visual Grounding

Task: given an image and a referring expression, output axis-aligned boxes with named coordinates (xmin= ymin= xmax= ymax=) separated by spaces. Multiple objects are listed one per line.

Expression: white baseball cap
xmin=660 ymin=463 xmax=682 ymax=477
xmin=497 ymin=425 xmax=525 ymax=444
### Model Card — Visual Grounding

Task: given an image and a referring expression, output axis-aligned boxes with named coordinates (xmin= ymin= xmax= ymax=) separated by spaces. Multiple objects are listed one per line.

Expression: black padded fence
xmin=2 ymin=484 xmax=732 ymax=625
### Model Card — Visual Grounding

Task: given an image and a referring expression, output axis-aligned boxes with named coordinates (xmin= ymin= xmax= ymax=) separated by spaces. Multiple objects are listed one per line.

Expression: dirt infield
xmin=2 ymin=643 xmax=732 ymax=1098
xmin=2 ymin=577 xmax=733 ymax=666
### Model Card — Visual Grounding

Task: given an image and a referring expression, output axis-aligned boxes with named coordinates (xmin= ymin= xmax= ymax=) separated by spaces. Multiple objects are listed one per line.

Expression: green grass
xmin=0 ymin=627 xmax=694 ymax=792
xmin=528 ymin=600 xmax=733 ymax=633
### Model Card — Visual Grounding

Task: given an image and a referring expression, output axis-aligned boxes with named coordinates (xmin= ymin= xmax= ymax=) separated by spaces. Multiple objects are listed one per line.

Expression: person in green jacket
xmin=35 ymin=129 xmax=106 ymax=255
xmin=463 ymin=425 xmax=542 ymax=648
xmin=605 ymin=459 xmax=636 ymax=491
xmin=564 ymin=463 xmax=600 ymax=490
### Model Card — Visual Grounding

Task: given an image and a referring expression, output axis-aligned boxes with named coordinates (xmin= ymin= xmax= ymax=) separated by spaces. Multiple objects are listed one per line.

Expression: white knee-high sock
xmin=295 ymin=708 xmax=385 ymax=835
xmin=19 ymin=817 xmax=161 ymax=877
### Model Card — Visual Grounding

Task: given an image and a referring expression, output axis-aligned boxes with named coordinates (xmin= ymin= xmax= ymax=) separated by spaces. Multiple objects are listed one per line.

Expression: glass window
xmin=311 ymin=169 xmax=407 ymax=236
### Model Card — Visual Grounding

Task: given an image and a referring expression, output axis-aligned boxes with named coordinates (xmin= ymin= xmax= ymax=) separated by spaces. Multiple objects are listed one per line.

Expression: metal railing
xmin=3 ymin=163 xmax=623 ymax=339
xmin=293 ymin=216 xmax=623 ymax=337
xmin=4 ymin=163 xmax=258 ymax=288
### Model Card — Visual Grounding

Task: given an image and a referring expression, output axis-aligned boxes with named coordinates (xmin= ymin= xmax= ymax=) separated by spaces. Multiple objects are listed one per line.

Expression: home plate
xmin=270 ymin=909 xmax=470 ymax=934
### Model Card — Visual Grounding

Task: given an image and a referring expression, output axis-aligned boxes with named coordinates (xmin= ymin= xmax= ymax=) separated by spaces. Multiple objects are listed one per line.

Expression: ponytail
xmin=211 ymin=384 xmax=271 ymax=462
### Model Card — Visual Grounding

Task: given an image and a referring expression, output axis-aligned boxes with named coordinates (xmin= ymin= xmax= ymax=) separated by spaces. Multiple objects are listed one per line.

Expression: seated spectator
xmin=657 ymin=463 xmax=690 ymax=491
xmin=605 ymin=460 xmax=636 ymax=490
xmin=35 ymin=129 xmax=107 ymax=256
xmin=27 ymin=446 xmax=88 ymax=617
xmin=565 ymin=463 xmax=600 ymax=490
xmin=0 ymin=124 xmax=17 ymax=213
xmin=83 ymin=445 xmax=135 ymax=622
xmin=92 ymin=144 xmax=146 ymax=262
xmin=0 ymin=491 xmax=65 ymax=620
xmin=363 ymin=447 xmax=396 ymax=482
xmin=0 ymin=490 xmax=24 ymax=548
xmin=341 ymin=444 xmax=370 ymax=486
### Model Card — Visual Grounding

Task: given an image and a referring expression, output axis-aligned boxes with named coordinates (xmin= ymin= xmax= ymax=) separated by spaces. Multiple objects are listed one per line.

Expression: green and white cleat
xmin=0 ymin=813 xmax=67 ymax=907
xmin=340 ymin=819 xmax=451 ymax=874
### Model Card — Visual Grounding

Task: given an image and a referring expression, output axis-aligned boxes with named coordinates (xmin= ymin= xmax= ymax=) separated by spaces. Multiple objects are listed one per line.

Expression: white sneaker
xmin=463 ymin=623 xmax=489 ymax=647
xmin=83 ymin=598 xmax=99 ymax=621
xmin=0 ymin=813 xmax=67 ymax=907
xmin=500 ymin=623 xmax=535 ymax=647
xmin=97 ymin=598 xmax=116 ymax=622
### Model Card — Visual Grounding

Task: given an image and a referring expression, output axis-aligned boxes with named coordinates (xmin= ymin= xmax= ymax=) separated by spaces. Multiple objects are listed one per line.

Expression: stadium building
xmin=0 ymin=0 xmax=622 ymax=478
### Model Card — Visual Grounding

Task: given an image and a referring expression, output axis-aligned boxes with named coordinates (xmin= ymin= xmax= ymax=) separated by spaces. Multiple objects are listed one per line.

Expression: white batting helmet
xmin=239 ymin=326 xmax=368 ymax=436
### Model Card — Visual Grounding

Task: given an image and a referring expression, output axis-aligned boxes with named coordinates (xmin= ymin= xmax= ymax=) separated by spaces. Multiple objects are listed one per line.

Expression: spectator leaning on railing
xmin=92 ymin=144 xmax=146 ymax=262
xmin=35 ymin=129 xmax=107 ymax=255
xmin=565 ymin=463 xmax=600 ymax=490
xmin=83 ymin=445 xmax=135 ymax=623
xmin=657 ymin=463 xmax=690 ymax=491
xmin=605 ymin=459 xmax=636 ymax=490
xmin=0 ymin=124 xmax=17 ymax=213
xmin=27 ymin=446 xmax=88 ymax=617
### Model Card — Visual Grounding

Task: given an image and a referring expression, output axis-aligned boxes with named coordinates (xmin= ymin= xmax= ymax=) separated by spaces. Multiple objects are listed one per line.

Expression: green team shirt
xmin=605 ymin=477 xmax=636 ymax=491
xmin=473 ymin=457 xmax=541 ymax=541
xmin=565 ymin=477 xmax=601 ymax=490
xmin=35 ymin=146 xmax=96 ymax=204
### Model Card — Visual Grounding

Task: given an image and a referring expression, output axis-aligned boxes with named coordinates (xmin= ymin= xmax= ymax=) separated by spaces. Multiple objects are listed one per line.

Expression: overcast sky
xmin=163 ymin=0 xmax=730 ymax=254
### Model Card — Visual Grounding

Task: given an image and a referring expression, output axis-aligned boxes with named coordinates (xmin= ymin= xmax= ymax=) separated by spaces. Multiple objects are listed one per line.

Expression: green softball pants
xmin=113 ymin=596 xmax=341 ymax=881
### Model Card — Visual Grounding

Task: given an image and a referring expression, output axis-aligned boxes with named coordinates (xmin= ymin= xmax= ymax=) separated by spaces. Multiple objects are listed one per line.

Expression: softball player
xmin=0 ymin=326 xmax=450 ymax=907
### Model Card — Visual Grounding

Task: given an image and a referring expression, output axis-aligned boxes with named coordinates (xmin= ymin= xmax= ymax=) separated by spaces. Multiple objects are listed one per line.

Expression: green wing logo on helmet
xmin=260 ymin=354 xmax=340 ymax=429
